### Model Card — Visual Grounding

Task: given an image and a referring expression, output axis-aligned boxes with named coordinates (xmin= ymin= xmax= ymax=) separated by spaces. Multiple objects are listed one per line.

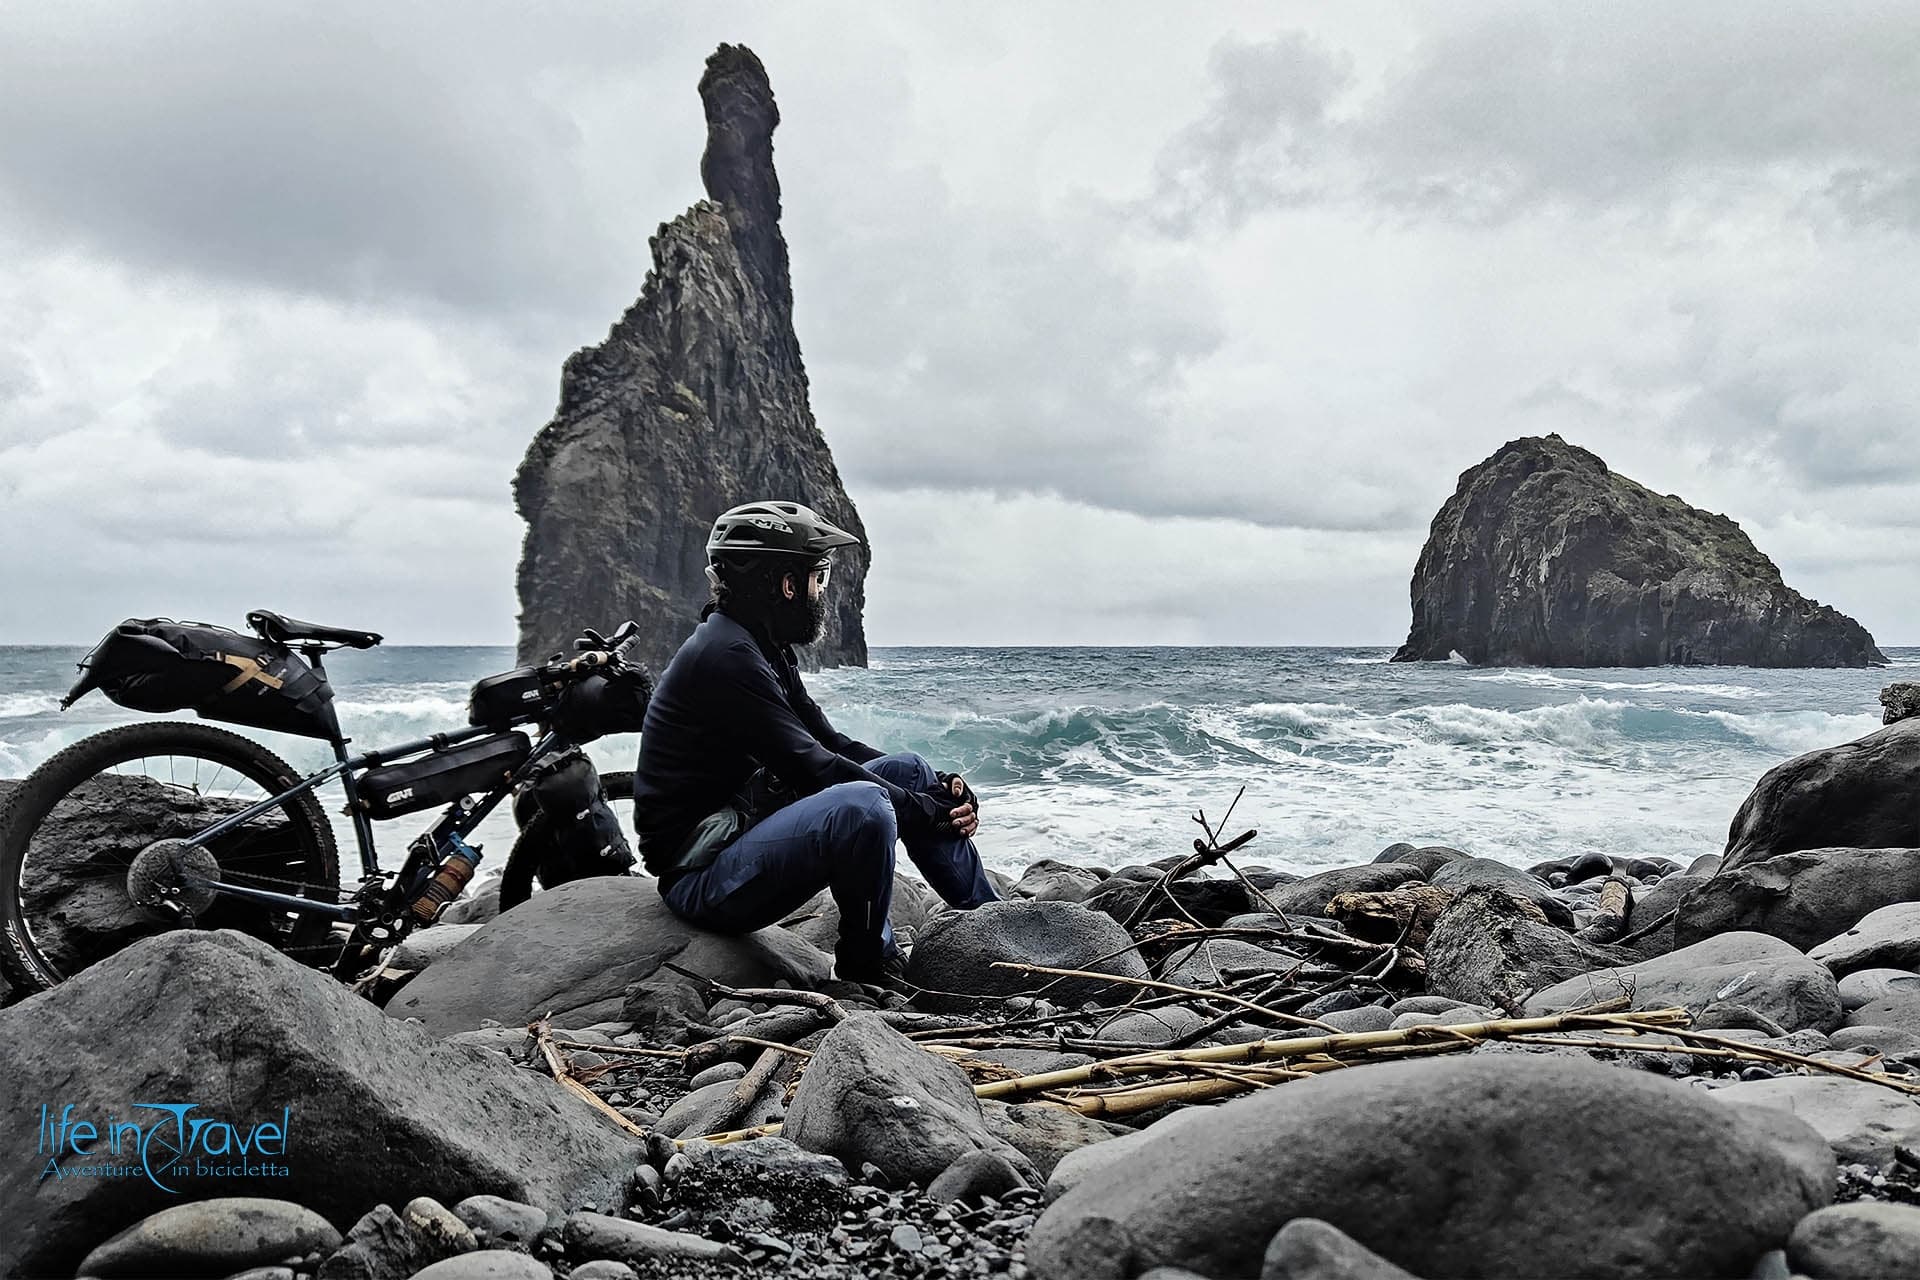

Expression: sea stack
xmin=512 ymin=44 xmax=869 ymax=673
xmin=1391 ymin=434 xmax=1885 ymax=667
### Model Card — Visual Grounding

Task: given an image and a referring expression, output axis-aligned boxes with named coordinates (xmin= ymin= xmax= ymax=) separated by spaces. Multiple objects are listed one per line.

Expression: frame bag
xmin=63 ymin=617 xmax=337 ymax=740
xmin=357 ymin=731 xmax=532 ymax=820
xmin=511 ymin=748 xmax=633 ymax=882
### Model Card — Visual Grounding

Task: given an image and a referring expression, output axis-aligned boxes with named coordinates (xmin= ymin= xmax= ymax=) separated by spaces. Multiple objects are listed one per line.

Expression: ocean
xmin=3 ymin=644 xmax=1914 ymax=885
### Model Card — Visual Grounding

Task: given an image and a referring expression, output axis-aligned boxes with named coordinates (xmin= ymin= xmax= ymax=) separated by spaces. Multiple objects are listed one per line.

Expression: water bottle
xmin=410 ymin=833 xmax=482 ymax=923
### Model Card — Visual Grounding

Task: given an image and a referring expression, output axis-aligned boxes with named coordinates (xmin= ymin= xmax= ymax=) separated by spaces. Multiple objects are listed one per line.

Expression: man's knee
xmin=821 ymin=781 xmax=897 ymax=850
xmin=869 ymin=751 xmax=935 ymax=789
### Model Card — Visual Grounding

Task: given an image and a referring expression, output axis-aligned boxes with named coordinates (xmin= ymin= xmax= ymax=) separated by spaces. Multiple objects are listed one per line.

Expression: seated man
xmin=632 ymin=500 xmax=999 ymax=982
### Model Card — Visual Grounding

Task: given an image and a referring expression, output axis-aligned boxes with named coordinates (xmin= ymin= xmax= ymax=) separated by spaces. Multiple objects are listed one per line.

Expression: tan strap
xmin=219 ymin=653 xmax=286 ymax=693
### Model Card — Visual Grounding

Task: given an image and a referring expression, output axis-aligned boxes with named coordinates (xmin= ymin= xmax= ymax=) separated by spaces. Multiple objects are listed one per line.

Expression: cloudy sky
xmin=2 ymin=1 xmax=1916 ymax=647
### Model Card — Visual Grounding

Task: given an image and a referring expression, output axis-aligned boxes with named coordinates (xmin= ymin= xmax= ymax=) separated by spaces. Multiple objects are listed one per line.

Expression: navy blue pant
xmin=661 ymin=752 xmax=998 ymax=973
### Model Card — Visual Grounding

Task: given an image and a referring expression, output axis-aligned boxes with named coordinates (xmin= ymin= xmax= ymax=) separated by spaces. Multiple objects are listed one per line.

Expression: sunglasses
xmin=804 ymin=562 xmax=831 ymax=587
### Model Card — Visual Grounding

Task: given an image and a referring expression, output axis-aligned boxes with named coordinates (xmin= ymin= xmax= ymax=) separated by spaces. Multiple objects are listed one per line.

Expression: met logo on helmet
xmin=745 ymin=516 xmax=792 ymax=533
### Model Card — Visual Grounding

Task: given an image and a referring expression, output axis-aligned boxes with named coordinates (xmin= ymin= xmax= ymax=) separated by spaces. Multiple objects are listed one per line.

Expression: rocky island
xmin=1392 ymin=434 xmax=1886 ymax=667
xmin=512 ymin=45 xmax=869 ymax=676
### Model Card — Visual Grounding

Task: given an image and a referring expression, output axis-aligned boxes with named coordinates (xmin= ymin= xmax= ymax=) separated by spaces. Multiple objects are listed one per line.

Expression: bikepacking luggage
xmin=61 ymin=617 xmax=337 ymax=740
xmin=551 ymin=666 xmax=653 ymax=743
xmin=358 ymin=731 xmax=532 ymax=820
xmin=511 ymin=748 xmax=633 ymax=877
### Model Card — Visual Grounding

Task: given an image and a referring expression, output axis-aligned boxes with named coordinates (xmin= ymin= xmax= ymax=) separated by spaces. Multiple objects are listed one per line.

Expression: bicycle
xmin=0 ymin=609 xmax=651 ymax=995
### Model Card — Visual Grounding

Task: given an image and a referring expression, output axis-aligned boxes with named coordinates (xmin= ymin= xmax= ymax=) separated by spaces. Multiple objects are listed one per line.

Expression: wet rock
xmin=1376 ymin=844 xmax=1470 ymax=877
xmin=1264 ymin=865 xmax=1426 ymax=919
xmin=785 ymin=1014 xmax=1034 ymax=1185
xmin=928 ymin=1150 xmax=1030 ymax=1206
xmin=386 ymin=875 xmax=831 ymax=1033
xmin=904 ymin=900 xmax=1148 ymax=1012
xmin=1525 ymin=931 xmax=1843 ymax=1034
xmin=1026 ymin=1055 xmax=1833 ymax=1280
xmin=76 ymin=1198 xmax=342 ymax=1280
xmin=1724 ymin=719 xmax=1920 ymax=870
xmin=1710 ymin=1074 xmax=1920 ymax=1171
xmin=1012 ymin=859 xmax=1109 ymax=903
xmin=1390 ymin=432 xmax=1883 ymax=668
xmin=1787 ymin=1201 xmax=1920 ymax=1279
xmin=1676 ymin=847 xmax=1920 ymax=952
xmin=1262 ymin=1217 xmax=1417 ymax=1279
xmin=1811 ymin=903 xmax=1920 ymax=979
xmin=0 ymin=931 xmax=638 ymax=1280
xmin=1082 ymin=875 xmax=1255 ymax=927
xmin=452 ymin=1197 xmax=549 ymax=1248
xmin=1883 ymin=682 xmax=1920 ymax=725
xmin=1425 ymin=885 xmax=1628 ymax=1012
xmin=1430 ymin=857 xmax=1575 ymax=928
xmin=561 ymin=1211 xmax=743 ymax=1267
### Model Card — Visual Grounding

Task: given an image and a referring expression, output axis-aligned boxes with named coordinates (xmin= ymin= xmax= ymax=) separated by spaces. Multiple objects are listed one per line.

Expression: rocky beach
xmin=5 ymin=685 xmax=1920 ymax=1279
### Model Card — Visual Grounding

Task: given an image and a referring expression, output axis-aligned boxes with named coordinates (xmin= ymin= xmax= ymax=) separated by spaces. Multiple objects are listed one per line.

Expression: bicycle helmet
xmin=706 ymin=501 xmax=861 ymax=564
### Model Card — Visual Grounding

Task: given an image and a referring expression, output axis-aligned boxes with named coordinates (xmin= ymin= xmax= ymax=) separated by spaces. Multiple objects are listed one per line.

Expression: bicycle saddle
xmin=247 ymin=609 xmax=384 ymax=650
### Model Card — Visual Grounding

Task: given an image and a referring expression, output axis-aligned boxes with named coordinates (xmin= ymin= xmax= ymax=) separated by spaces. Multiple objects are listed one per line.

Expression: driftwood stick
xmin=662 ymin=964 xmax=853 ymax=1023
xmin=990 ymin=961 xmax=1340 ymax=1032
xmin=551 ymin=1038 xmax=687 ymax=1060
xmin=530 ymin=1017 xmax=651 ymax=1139
xmin=711 ymin=1047 xmax=795 ymax=1134
xmin=1574 ymin=876 xmax=1634 ymax=944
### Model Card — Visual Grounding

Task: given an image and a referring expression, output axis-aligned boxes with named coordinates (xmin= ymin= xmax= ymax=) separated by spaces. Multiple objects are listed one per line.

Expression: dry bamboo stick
xmin=551 ymin=1038 xmax=687 ymax=1059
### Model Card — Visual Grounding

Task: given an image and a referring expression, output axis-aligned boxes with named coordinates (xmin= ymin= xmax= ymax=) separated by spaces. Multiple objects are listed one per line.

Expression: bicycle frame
xmin=173 ymin=646 xmax=570 ymax=925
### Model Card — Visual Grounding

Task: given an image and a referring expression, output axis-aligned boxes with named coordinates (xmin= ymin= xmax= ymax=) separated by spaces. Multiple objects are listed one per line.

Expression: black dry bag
xmin=512 ymin=748 xmax=634 ymax=884
xmin=63 ymin=617 xmax=337 ymax=740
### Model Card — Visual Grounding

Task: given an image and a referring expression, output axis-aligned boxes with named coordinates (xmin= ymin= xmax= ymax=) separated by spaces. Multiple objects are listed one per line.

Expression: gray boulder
xmin=1082 ymin=874 xmax=1255 ymax=927
xmin=0 ymin=930 xmax=639 ymax=1280
xmin=980 ymin=1100 xmax=1126 ymax=1178
xmin=1837 ymin=968 xmax=1920 ymax=1010
xmin=1675 ymin=847 xmax=1920 ymax=951
xmin=1424 ymin=886 xmax=1628 ymax=1013
xmin=1710 ymin=1075 xmax=1920 ymax=1171
xmin=1829 ymin=1025 xmax=1920 ymax=1057
xmin=1810 ymin=902 xmax=1920 ymax=979
xmin=391 ymin=923 xmax=484 ymax=973
xmin=1430 ymin=857 xmax=1574 ymax=928
xmin=1884 ymin=682 xmax=1920 ymax=725
xmin=1525 ymin=931 xmax=1844 ymax=1033
xmin=452 ymin=1197 xmax=550 ymax=1248
xmin=784 ymin=1014 xmax=1033 ymax=1186
xmin=386 ymin=876 xmax=831 ymax=1034
xmin=1846 ymin=995 xmax=1920 ymax=1035
xmin=1025 ymin=1055 xmax=1832 ymax=1280
xmin=1264 ymin=865 xmax=1426 ymax=919
xmin=561 ymin=1211 xmax=742 ymax=1268
xmin=904 ymin=900 xmax=1148 ymax=1012
xmin=1788 ymin=1202 xmax=1920 ymax=1280
xmin=1162 ymin=938 xmax=1302 ymax=988
xmin=1263 ymin=1218 xmax=1416 ymax=1280
xmin=1012 ymin=859 xmax=1109 ymax=903
xmin=409 ymin=1254 xmax=552 ymax=1280
xmin=77 ymin=1198 xmax=342 ymax=1280
xmin=1724 ymin=718 xmax=1920 ymax=869
xmin=1375 ymin=844 xmax=1470 ymax=877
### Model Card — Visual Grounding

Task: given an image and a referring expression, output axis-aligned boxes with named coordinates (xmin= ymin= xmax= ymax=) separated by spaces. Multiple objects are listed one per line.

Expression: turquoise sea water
xmin=3 ymin=644 xmax=1913 ymax=881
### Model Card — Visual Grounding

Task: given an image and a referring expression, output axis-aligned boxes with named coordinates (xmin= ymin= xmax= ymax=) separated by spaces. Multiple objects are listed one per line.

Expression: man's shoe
xmin=833 ymin=948 xmax=913 ymax=996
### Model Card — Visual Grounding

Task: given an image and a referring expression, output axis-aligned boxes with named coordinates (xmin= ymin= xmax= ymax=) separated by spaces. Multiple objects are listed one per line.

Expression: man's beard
xmin=773 ymin=588 xmax=828 ymax=646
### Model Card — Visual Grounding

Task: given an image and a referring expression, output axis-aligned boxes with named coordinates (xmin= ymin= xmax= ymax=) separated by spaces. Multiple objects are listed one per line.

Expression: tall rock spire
xmin=512 ymin=45 xmax=869 ymax=674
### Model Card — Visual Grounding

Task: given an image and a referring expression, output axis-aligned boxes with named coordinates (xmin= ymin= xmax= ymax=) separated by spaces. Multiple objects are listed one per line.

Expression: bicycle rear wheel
xmin=0 ymin=721 xmax=341 ymax=993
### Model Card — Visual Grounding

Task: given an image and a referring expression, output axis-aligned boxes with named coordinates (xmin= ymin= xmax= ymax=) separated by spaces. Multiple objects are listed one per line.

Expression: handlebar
xmin=550 ymin=620 xmax=642 ymax=679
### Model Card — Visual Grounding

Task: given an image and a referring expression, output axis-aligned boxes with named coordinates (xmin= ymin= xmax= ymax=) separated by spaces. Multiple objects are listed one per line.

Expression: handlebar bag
xmin=358 ymin=731 xmax=532 ymax=820
xmin=551 ymin=666 xmax=654 ymax=744
xmin=468 ymin=666 xmax=553 ymax=730
xmin=510 ymin=747 xmax=634 ymax=880
xmin=62 ymin=617 xmax=337 ymax=740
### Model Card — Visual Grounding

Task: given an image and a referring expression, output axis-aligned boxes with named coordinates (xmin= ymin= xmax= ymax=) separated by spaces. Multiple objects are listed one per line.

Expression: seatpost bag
xmin=511 ymin=748 xmax=634 ymax=884
xmin=62 ymin=617 xmax=337 ymax=740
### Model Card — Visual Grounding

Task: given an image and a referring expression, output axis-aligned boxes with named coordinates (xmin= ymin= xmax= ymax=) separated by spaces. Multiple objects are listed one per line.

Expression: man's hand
xmin=938 ymin=771 xmax=978 ymax=839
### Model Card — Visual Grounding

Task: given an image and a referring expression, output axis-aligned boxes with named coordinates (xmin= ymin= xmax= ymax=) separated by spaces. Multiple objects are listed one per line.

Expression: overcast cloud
xmin=1 ymin=1 xmax=1915 ymax=646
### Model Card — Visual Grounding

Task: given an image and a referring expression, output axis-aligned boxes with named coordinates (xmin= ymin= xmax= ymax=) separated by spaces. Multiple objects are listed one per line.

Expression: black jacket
xmin=632 ymin=608 xmax=940 ymax=882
